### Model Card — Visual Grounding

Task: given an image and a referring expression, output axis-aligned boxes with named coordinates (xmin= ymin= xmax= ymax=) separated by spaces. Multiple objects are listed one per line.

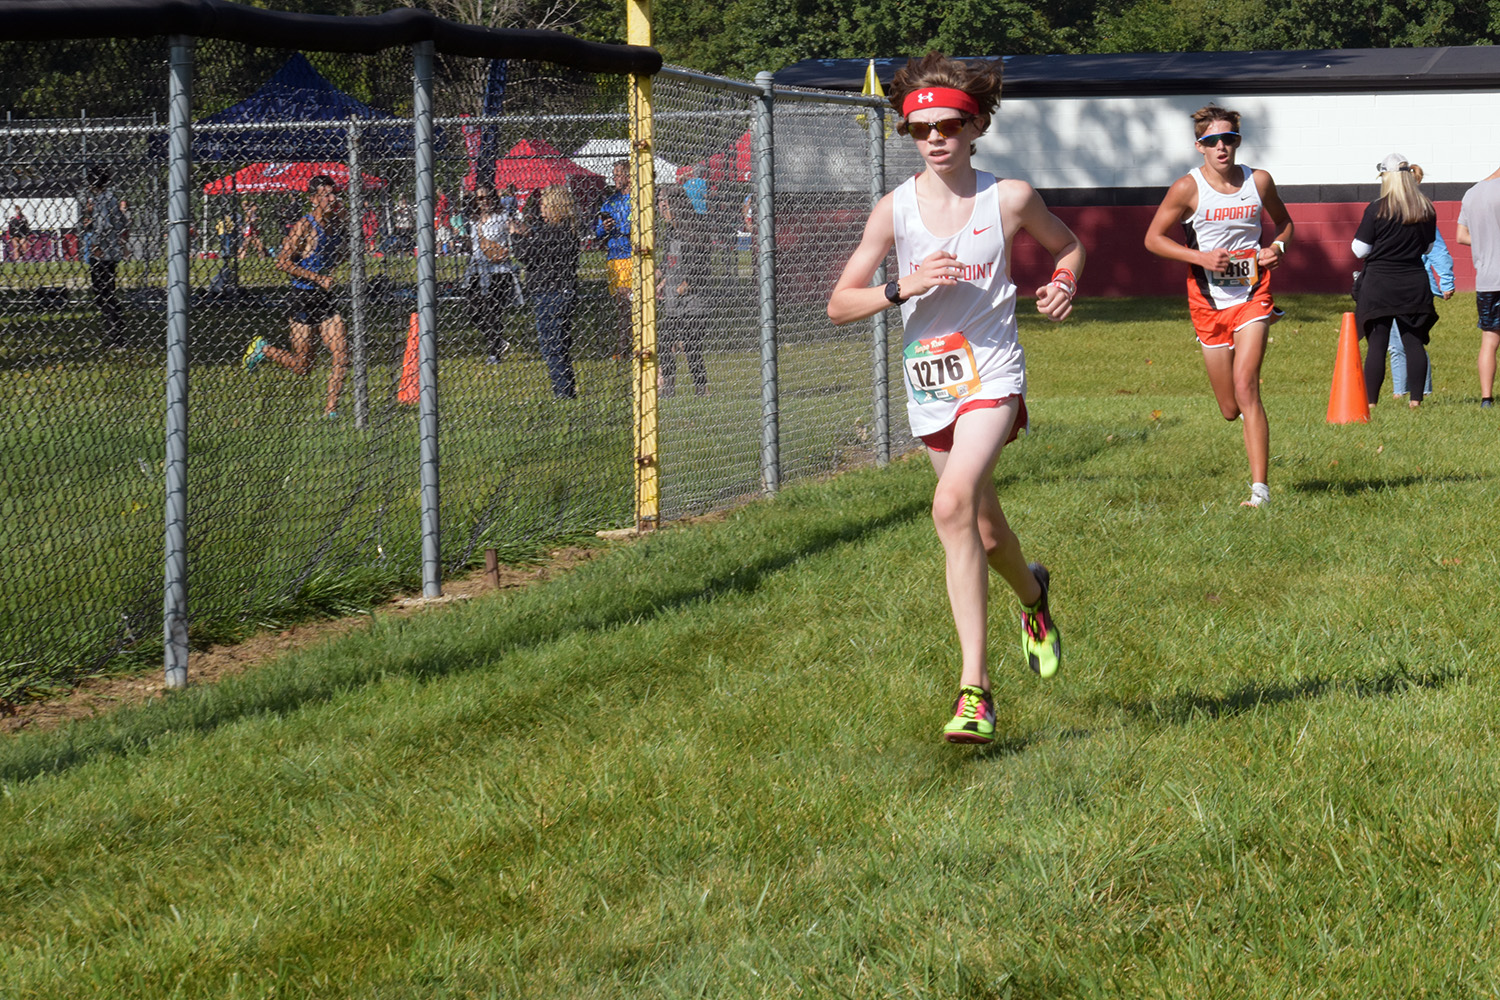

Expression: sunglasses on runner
xmin=898 ymin=117 xmax=971 ymax=141
xmin=1197 ymin=131 xmax=1241 ymax=148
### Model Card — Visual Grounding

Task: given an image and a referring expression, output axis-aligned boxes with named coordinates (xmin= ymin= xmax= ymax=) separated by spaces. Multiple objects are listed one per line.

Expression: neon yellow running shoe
xmin=1021 ymin=562 xmax=1061 ymax=678
xmin=943 ymin=684 xmax=995 ymax=744
xmin=241 ymin=335 xmax=268 ymax=373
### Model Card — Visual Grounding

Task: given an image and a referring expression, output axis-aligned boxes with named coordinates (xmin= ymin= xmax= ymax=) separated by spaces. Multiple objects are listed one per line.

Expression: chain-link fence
xmin=0 ymin=1 xmax=916 ymax=700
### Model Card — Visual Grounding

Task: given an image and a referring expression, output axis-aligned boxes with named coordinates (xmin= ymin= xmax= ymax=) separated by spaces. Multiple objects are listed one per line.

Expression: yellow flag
xmin=857 ymin=59 xmax=889 ymax=134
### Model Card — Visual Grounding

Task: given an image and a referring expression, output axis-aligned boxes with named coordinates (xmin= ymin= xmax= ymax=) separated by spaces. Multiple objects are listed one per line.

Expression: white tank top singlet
xmin=892 ymin=171 xmax=1023 ymax=437
xmin=1182 ymin=165 xmax=1265 ymax=310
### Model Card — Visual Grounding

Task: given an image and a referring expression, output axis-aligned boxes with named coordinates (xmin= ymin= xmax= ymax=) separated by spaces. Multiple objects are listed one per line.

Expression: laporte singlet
xmin=1182 ymin=165 xmax=1266 ymax=311
xmin=892 ymin=171 xmax=1024 ymax=437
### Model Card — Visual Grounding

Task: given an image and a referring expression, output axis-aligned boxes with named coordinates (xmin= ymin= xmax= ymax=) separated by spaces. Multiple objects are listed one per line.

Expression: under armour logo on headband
xmin=901 ymin=86 xmax=981 ymax=117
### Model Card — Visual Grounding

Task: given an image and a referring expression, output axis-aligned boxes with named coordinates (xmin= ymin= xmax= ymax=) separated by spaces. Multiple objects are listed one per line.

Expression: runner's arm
xmin=827 ymin=193 xmax=962 ymax=326
xmin=1010 ymin=183 xmax=1084 ymax=322
xmin=1254 ymin=170 xmax=1294 ymax=270
xmin=1144 ymin=175 xmax=1229 ymax=272
xmin=276 ymin=219 xmax=314 ymax=281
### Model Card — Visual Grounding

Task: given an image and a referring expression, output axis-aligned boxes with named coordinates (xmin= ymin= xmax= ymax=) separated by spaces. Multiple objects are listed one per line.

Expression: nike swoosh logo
xmin=973 ymin=226 xmax=993 ymax=235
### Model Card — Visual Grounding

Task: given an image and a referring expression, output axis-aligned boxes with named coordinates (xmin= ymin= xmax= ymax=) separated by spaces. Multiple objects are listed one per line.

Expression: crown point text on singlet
xmin=909 ymin=260 xmax=994 ymax=282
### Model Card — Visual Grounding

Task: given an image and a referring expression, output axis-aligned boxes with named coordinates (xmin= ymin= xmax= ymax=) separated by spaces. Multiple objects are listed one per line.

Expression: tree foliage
xmin=1091 ymin=0 xmax=1500 ymax=53
xmin=629 ymin=0 xmax=1500 ymax=76
xmin=8 ymin=0 xmax=1498 ymax=96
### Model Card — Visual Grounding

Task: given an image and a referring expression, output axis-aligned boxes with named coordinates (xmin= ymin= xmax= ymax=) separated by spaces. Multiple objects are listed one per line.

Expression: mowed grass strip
xmin=2 ymin=294 xmax=1500 ymax=998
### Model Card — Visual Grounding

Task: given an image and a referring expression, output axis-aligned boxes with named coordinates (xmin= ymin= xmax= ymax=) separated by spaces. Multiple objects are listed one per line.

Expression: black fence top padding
xmin=0 ymin=0 xmax=662 ymax=73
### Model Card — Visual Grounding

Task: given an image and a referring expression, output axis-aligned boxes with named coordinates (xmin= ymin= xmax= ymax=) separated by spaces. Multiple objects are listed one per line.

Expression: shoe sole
xmin=1028 ymin=652 xmax=1059 ymax=678
xmin=943 ymin=730 xmax=994 ymax=744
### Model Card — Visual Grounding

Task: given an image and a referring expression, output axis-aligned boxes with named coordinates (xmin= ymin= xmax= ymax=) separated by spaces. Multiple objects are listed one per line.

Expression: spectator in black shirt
xmin=514 ymin=185 xmax=581 ymax=398
xmin=1352 ymin=153 xmax=1440 ymax=407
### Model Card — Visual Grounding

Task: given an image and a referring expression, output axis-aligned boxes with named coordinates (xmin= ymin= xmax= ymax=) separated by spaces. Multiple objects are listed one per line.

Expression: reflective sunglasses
xmin=1197 ymin=131 xmax=1241 ymax=148
xmin=899 ymin=116 xmax=971 ymax=141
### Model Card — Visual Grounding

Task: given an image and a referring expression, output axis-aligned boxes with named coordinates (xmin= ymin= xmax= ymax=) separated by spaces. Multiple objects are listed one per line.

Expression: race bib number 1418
xmin=1210 ymin=246 xmax=1258 ymax=287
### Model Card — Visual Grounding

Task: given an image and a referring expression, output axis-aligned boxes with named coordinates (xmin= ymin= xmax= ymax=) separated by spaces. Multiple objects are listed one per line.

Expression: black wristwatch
xmin=884 ymin=279 xmax=906 ymax=305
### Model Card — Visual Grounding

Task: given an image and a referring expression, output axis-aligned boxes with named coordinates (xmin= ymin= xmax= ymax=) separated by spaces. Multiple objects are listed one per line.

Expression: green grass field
xmin=2 ymin=292 xmax=1497 ymax=997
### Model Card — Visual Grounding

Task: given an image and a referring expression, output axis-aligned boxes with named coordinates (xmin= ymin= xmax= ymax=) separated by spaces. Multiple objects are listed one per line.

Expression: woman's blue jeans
xmin=1388 ymin=319 xmax=1434 ymax=397
xmin=532 ymin=289 xmax=576 ymax=398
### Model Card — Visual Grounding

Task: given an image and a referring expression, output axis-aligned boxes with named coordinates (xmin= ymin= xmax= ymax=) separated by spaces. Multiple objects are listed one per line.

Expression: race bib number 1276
xmin=904 ymin=332 xmax=981 ymax=404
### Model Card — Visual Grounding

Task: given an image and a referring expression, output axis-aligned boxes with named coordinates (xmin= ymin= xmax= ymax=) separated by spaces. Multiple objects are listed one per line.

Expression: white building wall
xmin=0 ymin=197 xmax=79 ymax=230
xmin=974 ymin=91 xmax=1500 ymax=190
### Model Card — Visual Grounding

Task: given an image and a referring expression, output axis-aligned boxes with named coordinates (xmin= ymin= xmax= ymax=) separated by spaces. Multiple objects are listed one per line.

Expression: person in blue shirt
xmin=241 ymin=174 xmax=349 ymax=418
xmin=594 ymin=160 xmax=632 ymax=359
xmin=1388 ymin=163 xmax=1454 ymax=400
xmin=682 ymin=165 xmax=708 ymax=215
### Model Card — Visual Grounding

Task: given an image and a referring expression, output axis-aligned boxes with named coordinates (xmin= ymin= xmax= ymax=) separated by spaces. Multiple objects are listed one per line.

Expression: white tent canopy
xmin=572 ymin=139 xmax=679 ymax=188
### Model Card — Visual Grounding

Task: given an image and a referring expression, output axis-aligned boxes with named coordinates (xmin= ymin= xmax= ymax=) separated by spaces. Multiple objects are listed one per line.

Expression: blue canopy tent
xmin=190 ymin=54 xmax=414 ymax=161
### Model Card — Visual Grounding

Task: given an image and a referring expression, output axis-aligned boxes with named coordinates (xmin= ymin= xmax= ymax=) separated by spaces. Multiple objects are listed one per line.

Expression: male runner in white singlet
xmin=1145 ymin=105 xmax=1294 ymax=508
xmin=829 ymin=53 xmax=1084 ymax=745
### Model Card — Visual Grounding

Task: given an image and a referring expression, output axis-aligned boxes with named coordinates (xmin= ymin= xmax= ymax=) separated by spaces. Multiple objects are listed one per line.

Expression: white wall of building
xmin=0 ymin=197 xmax=79 ymax=230
xmin=975 ymin=90 xmax=1500 ymax=190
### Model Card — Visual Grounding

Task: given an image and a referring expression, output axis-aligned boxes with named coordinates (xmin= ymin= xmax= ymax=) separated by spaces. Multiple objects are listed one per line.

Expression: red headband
xmin=902 ymin=87 xmax=980 ymax=117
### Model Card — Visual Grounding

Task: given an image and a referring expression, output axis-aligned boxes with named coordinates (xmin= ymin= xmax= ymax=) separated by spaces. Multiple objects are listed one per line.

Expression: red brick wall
xmin=1010 ymin=201 xmax=1470 ymax=298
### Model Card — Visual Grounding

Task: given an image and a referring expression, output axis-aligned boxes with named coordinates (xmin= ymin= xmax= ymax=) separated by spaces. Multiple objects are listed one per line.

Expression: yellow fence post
xmin=626 ymin=0 xmax=659 ymax=532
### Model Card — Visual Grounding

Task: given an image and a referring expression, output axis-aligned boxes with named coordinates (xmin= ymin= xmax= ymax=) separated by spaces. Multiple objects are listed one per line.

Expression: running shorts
xmin=919 ymin=395 xmax=1028 ymax=453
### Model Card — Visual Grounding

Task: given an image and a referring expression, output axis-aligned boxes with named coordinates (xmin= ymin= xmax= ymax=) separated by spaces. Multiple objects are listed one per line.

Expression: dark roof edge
xmin=1011 ymin=76 xmax=1498 ymax=98
xmin=779 ymin=47 xmax=1500 ymax=97
xmin=0 ymin=0 xmax=662 ymax=73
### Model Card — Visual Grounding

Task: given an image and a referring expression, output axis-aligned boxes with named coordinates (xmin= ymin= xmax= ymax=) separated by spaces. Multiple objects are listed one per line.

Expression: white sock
xmin=1243 ymin=482 xmax=1270 ymax=507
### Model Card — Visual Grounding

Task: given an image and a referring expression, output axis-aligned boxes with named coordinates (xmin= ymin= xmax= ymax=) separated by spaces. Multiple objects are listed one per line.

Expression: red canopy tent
xmin=492 ymin=139 xmax=605 ymax=205
xmin=203 ymin=161 xmax=387 ymax=194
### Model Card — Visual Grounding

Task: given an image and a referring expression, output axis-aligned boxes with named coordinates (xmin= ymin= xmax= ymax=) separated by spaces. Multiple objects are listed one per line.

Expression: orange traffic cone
xmin=1327 ymin=311 xmax=1369 ymax=424
xmin=397 ymin=312 xmax=419 ymax=406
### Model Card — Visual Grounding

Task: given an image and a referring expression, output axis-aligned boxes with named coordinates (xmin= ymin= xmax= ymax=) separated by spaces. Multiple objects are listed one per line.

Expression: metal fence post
xmin=346 ymin=117 xmax=369 ymax=431
xmin=163 ymin=36 xmax=193 ymax=689
xmin=414 ymin=40 xmax=441 ymax=597
xmin=868 ymin=104 xmax=889 ymax=467
xmin=753 ymin=71 xmax=779 ymax=495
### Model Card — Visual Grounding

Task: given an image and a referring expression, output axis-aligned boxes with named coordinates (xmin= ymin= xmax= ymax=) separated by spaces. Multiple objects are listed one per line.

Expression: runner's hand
xmin=910 ymin=250 xmax=962 ymax=296
xmin=1257 ymin=244 xmax=1284 ymax=270
xmin=1200 ymin=247 xmax=1232 ymax=272
xmin=1035 ymin=281 xmax=1074 ymax=322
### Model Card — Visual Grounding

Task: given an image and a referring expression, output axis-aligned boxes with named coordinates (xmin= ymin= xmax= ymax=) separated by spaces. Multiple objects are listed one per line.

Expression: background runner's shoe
xmin=242 ymin=335 xmax=268 ymax=373
xmin=943 ymin=684 xmax=995 ymax=744
xmin=1021 ymin=562 xmax=1061 ymax=678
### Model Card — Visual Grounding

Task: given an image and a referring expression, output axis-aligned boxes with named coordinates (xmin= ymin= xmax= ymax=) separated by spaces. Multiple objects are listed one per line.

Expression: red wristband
xmin=1050 ymin=268 xmax=1077 ymax=298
